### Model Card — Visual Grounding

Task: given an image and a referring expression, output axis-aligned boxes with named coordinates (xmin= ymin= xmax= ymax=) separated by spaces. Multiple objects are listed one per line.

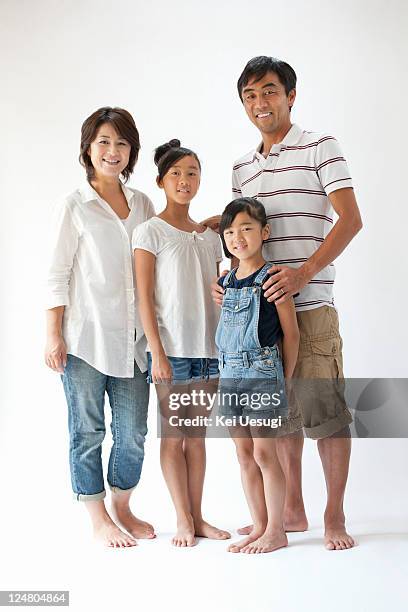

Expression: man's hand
xmin=199 ymin=215 xmax=222 ymax=233
xmin=211 ymin=269 xmax=228 ymax=306
xmin=263 ymin=265 xmax=309 ymax=304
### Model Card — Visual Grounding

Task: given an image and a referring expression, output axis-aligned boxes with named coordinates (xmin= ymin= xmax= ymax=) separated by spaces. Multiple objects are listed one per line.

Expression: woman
xmin=45 ymin=107 xmax=155 ymax=547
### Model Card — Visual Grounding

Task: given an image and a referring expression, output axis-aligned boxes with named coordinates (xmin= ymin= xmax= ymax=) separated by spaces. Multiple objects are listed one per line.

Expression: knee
xmin=253 ymin=448 xmax=272 ymax=470
xmin=184 ymin=437 xmax=205 ymax=450
xmin=161 ymin=438 xmax=184 ymax=453
xmin=235 ymin=446 xmax=255 ymax=470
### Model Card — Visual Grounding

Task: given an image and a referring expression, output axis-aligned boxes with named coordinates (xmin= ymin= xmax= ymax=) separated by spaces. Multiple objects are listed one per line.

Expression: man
xmin=212 ymin=56 xmax=362 ymax=550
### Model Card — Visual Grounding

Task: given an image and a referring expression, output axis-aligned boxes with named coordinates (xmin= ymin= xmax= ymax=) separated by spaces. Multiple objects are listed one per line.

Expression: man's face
xmin=241 ymin=71 xmax=296 ymax=135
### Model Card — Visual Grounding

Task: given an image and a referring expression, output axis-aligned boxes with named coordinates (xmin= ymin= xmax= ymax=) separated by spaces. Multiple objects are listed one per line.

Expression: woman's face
xmin=223 ymin=211 xmax=270 ymax=260
xmin=159 ymin=155 xmax=201 ymax=205
xmin=87 ymin=122 xmax=131 ymax=180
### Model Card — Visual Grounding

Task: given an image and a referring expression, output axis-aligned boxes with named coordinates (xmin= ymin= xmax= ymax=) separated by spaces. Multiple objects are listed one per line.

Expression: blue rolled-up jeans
xmin=61 ymin=354 xmax=149 ymax=501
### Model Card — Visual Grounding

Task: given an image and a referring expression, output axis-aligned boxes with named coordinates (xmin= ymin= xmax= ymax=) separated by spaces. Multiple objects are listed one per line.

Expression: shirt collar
xmin=255 ymin=123 xmax=303 ymax=156
xmin=79 ymin=181 xmax=135 ymax=210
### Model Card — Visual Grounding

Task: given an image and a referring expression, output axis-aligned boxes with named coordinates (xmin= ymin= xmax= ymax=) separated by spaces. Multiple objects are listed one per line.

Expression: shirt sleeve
xmin=314 ymin=136 xmax=353 ymax=196
xmin=232 ymin=167 xmax=243 ymax=200
xmin=213 ymin=232 xmax=223 ymax=263
xmin=45 ymin=198 xmax=80 ymax=310
xmin=132 ymin=222 xmax=160 ymax=255
xmin=144 ymin=195 xmax=156 ymax=220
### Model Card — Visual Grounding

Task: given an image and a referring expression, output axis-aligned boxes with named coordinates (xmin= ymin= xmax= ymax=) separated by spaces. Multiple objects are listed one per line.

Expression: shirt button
xmin=235 ymin=305 xmax=239 ymax=310
xmin=252 ymin=287 xmax=257 ymax=293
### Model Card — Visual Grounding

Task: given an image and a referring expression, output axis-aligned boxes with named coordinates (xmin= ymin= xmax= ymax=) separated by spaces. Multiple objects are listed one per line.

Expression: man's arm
xmin=263 ymin=187 xmax=363 ymax=303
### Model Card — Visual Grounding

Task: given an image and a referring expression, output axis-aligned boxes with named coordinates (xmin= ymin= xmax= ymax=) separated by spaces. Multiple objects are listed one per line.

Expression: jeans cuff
xmin=73 ymin=489 xmax=106 ymax=502
xmin=108 ymin=483 xmax=138 ymax=495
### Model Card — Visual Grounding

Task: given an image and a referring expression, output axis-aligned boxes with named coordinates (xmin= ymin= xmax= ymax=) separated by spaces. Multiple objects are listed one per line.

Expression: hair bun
xmin=154 ymin=139 xmax=181 ymax=165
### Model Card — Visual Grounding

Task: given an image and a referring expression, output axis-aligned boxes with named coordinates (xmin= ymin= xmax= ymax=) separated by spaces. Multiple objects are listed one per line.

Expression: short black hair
xmin=237 ymin=56 xmax=297 ymax=102
xmin=219 ymin=197 xmax=268 ymax=259
xmin=79 ymin=107 xmax=140 ymax=183
xmin=154 ymin=139 xmax=201 ymax=181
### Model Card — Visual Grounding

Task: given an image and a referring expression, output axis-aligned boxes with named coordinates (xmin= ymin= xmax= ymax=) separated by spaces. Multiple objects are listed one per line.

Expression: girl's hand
xmin=151 ymin=353 xmax=173 ymax=384
xmin=45 ymin=333 xmax=67 ymax=373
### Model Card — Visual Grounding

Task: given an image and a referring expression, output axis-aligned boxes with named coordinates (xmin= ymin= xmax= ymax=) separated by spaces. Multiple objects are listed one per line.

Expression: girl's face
xmin=87 ymin=122 xmax=131 ymax=180
xmin=158 ymin=155 xmax=200 ymax=205
xmin=223 ymin=211 xmax=270 ymax=260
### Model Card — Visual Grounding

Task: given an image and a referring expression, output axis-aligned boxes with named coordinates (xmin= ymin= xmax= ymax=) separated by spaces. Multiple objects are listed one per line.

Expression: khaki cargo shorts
xmin=281 ymin=305 xmax=352 ymax=439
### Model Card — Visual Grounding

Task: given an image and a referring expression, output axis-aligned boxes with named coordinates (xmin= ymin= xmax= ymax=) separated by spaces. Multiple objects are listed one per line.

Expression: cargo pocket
xmin=310 ymin=336 xmax=343 ymax=379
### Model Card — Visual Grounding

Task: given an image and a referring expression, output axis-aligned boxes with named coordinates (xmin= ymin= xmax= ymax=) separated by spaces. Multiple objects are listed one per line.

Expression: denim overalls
xmin=215 ymin=263 xmax=288 ymax=418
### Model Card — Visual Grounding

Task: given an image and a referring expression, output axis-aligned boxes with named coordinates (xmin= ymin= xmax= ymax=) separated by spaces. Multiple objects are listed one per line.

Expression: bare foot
xmin=194 ymin=519 xmax=231 ymax=540
xmin=112 ymin=505 xmax=155 ymax=539
xmin=94 ymin=519 xmax=137 ymax=548
xmin=227 ymin=527 xmax=266 ymax=553
xmin=172 ymin=516 xmax=196 ymax=547
xmin=237 ymin=524 xmax=253 ymax=536
xmin=325 ymin=525 xmax=355 ymax=550
xmin=283 ymin=508 xmax=308 ymax=532
xmin=237 ymin=509 xmax=308 ymax=535
xmin=241 ymin=530 xmax=288 ymax=554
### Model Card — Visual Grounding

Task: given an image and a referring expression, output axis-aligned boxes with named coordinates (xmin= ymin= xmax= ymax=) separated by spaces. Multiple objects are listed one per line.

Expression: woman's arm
xmin=275 ymin=298 xmax=300 ymax=379
xmin=45 ymin=306 xmax=67 ymax=373
xmin=45 ymin=199 xmax=79 ymax=373
xmin=134 ymin=248 xmax=172 ymax=384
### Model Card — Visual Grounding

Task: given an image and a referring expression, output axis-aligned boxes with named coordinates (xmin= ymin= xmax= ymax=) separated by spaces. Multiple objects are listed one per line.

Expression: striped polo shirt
xmin=232 ymin=124 xmax=353 ymax=311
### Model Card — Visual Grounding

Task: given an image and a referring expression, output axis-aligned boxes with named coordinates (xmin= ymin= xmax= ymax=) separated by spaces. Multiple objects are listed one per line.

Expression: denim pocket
xmin=251 ymin=357 xmax=278 ymax=380
xmin=222 ymin=297 xmax=251 ymax=326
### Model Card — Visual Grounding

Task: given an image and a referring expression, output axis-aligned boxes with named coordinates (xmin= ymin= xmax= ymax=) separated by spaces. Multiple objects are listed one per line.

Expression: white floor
xmin=1 ymin=428 xmax=407 ymax=612
xmin=2 ymin=513 xmax=407 ymax=612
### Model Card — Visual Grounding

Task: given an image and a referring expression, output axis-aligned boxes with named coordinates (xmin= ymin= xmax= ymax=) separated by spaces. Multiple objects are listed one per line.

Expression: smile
xmin=103 ymin=159 xmax=120 ymax=165
xmin=256 ymin=112 xmax=272 ymax=118
xmin=177 ymin=188 xmax=190 ymax=193
xmin=234 ymin=244 xmax=247 ymax=250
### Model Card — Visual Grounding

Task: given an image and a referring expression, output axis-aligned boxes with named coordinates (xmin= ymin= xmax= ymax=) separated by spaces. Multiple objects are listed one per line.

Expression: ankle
xmin=324 ymin=509 xmax=345 ymax=524
xmin=264 ymin=523 xmax=285 ymax=535
xmin=176 ymin=512 xmax=194 ymax=526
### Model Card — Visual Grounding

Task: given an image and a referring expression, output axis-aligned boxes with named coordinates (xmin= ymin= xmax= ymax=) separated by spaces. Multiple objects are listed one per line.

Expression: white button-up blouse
xmin=45 ymin=182 xmax=155 ymax=377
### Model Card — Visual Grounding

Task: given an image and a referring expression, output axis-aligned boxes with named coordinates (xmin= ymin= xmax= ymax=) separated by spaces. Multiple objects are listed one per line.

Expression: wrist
xmin=47 ymin=329 xmax=63 ymax=339
xmin=151 ymin=348 xmax=166 ymax=360
xmin=299 ymin=261 xmax=315 ymax=286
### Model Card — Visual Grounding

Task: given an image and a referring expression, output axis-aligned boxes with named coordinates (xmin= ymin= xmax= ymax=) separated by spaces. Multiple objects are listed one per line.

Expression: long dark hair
xmin=154 ymin=139 xmax=201 ymax=181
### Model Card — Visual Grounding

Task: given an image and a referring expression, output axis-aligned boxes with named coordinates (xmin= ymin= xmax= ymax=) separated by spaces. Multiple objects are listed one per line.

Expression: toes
xmin=228 ymin=545 xmax=239 ymax=553
xmin=325 ymin=540 xmax=335 ymax=550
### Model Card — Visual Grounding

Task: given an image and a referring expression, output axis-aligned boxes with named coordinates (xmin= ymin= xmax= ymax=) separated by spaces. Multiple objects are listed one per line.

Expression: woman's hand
xmin=45 ymin=333 xmax=67 ymax=373
xmin=151 ymin=353 xmax=173 ymax=384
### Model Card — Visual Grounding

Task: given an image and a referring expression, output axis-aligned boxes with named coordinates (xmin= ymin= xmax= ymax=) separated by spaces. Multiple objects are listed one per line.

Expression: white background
xmin=1 ymin=1 xmax=407 ymax=611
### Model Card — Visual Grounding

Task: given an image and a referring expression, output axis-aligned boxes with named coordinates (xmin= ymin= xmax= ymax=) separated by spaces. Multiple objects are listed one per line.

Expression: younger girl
xmin=216 ymin=197 xmax=299 ymax=554
xmin=133 ymin=140 xmax=230 ymax=547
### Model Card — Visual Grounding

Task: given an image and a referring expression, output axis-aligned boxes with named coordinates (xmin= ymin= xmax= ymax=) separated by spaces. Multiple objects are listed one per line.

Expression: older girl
xmin=133 ymin=140 xmax=230 ymax=547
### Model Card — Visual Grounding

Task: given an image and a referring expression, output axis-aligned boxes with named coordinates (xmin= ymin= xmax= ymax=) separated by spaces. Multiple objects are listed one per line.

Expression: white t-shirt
xmin=232 ymin=124 xmax=354 ymax=311
xmin=132 ymin=217 xmax=222 ymax=358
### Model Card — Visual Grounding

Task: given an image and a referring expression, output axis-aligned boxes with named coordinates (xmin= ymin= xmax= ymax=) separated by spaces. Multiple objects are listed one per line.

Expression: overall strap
xmin=221 ymin=268 xmax=238 ymax=288
xmin=253 ymin=262 xmax=273 ymax=286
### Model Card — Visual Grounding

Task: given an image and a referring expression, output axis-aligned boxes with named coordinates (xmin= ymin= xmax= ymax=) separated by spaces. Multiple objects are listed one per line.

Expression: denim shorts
xmin=146 ymin=353 xmax=219 ymax=385
xmin=218 ymin=345 xmax=288 ymax=420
